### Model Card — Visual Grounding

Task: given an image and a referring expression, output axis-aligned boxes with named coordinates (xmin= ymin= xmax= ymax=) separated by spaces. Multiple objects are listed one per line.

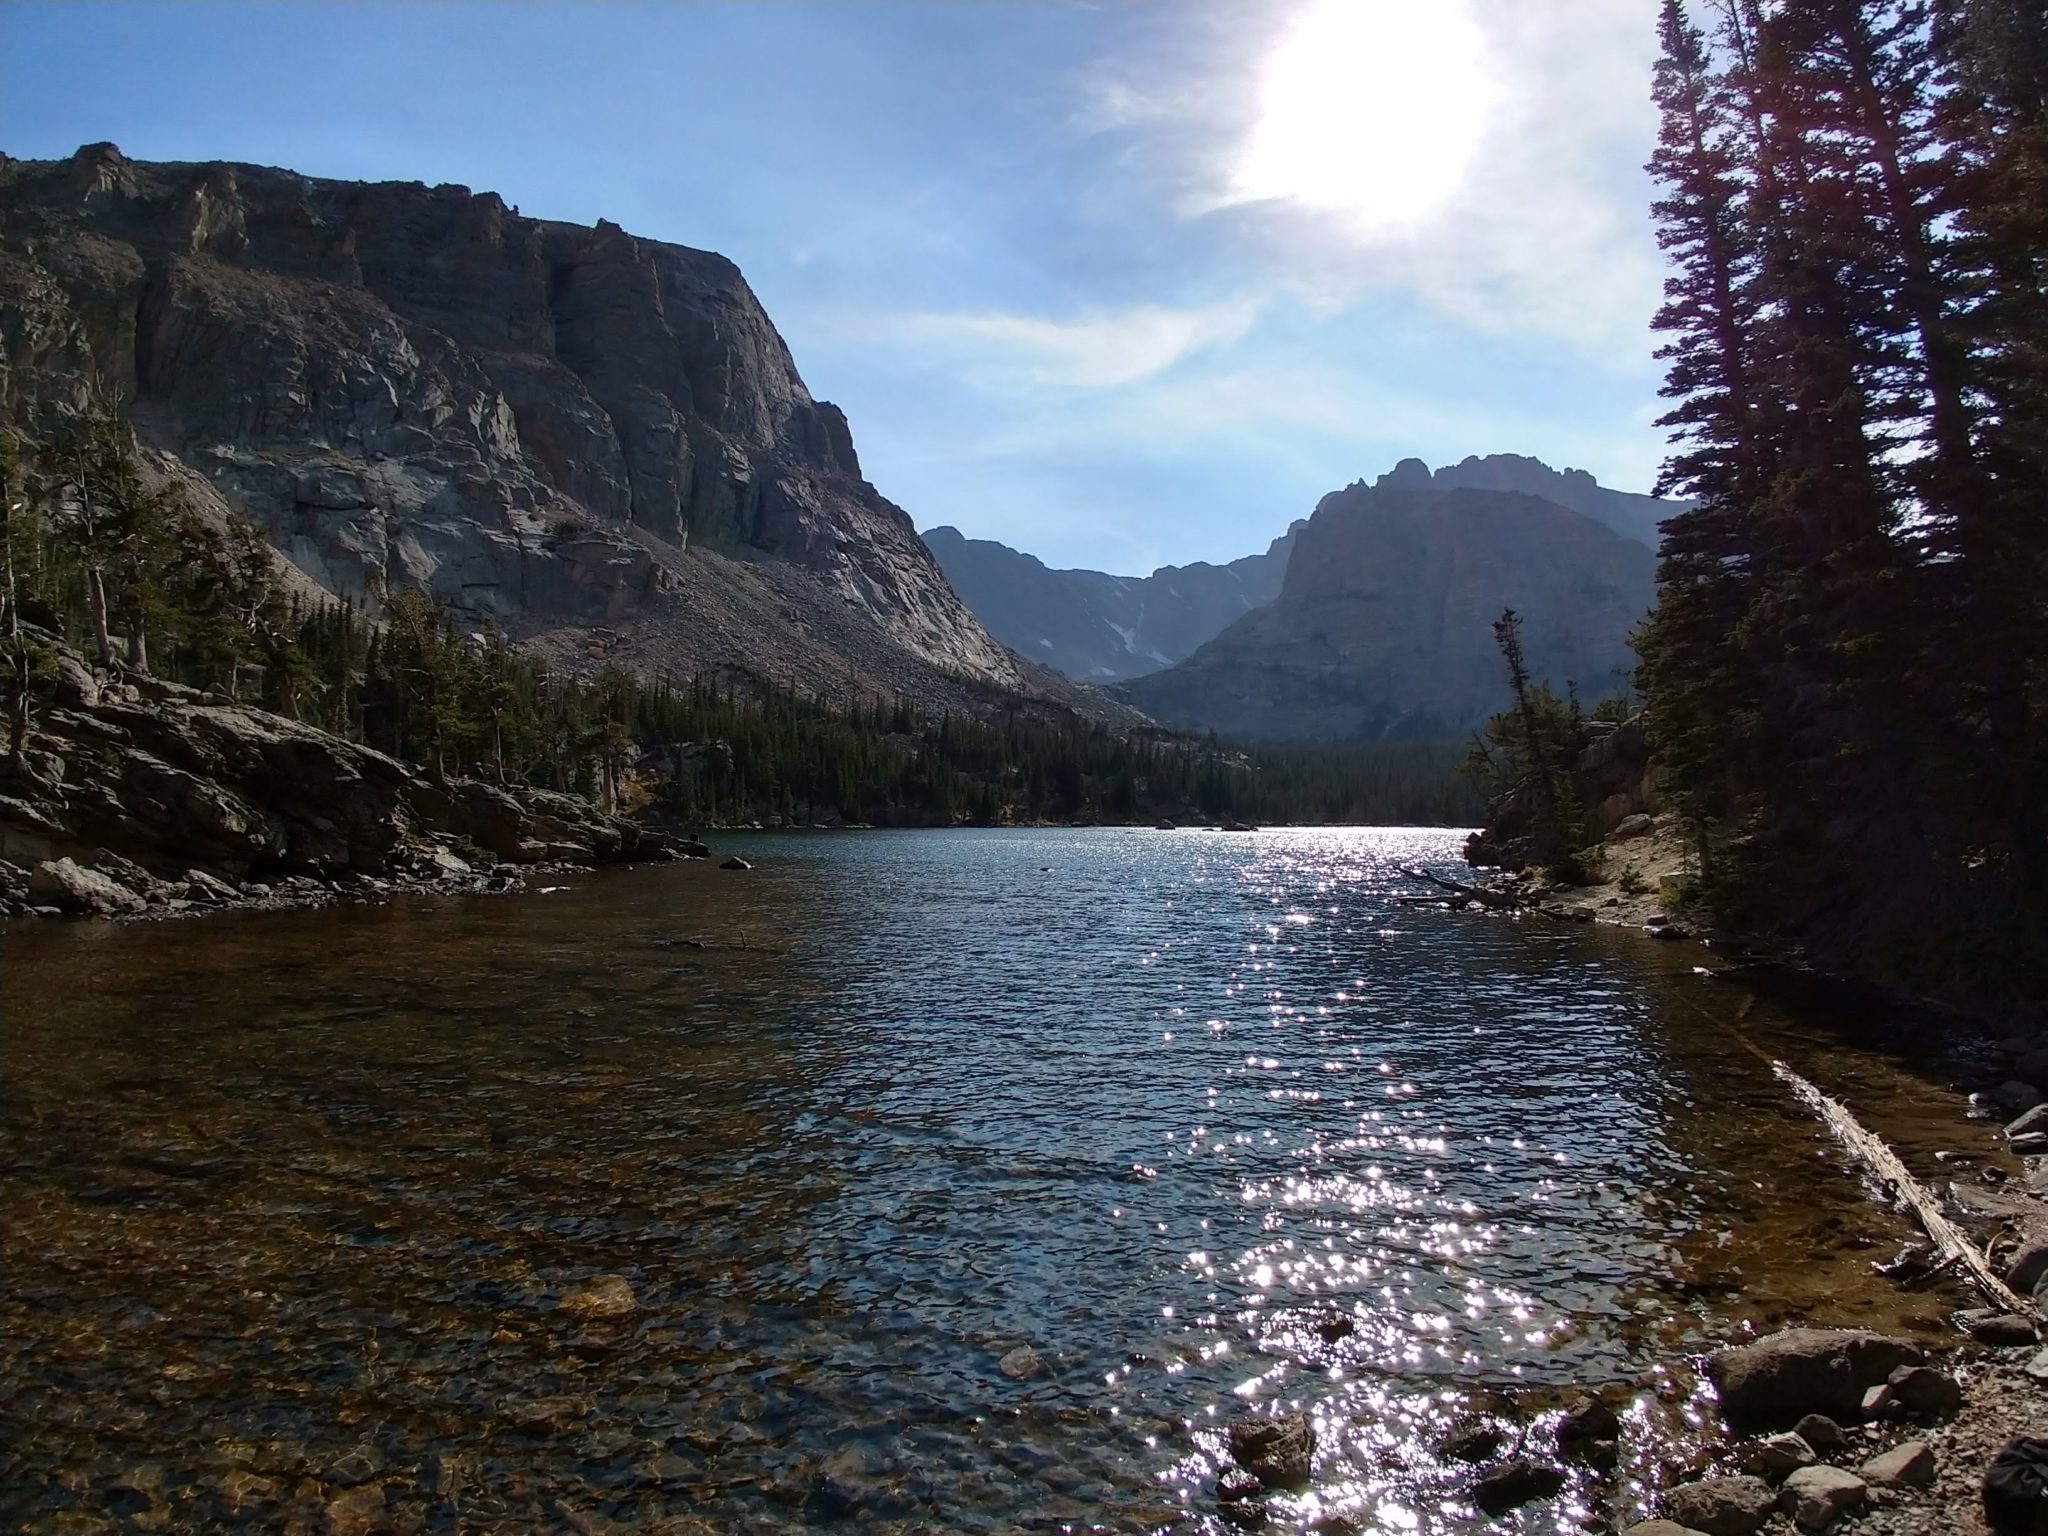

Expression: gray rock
xmin=1792 ymin=1413 xmax=1847 ymax=1451
xmin=1227 ymin=1412 xmax=1314 ymax=1492
xmin=1611 ymin=813 xmax=1656 ymax=840
xmin=1623 ymin=1525 xmax=1713 ymax=1536
xmin=1778 ymin=1464 xmax=1866 ymax=1530
xmin=1473 ymin=1458 xmax=1566 ymax=1516
xmin=2007 ymin=1239 xmax=2048 ymax=1295
xmin=2009 ymin=1105 xmax=2048 ymax=1139
xmin=720 ymin=856 xmax=752 ymax=871
xmin=1661 ymin=1474 xmax=1777 ymax=1536
xmin=27 ymin=857 xmax=145 ymax=917
xmin=1707 ymin=1329 xmax=1925 ymax=1429
xmin=2024 ymin=1347 xmax=2048 ymax=1385
xmin=1885 ymin=1364 xmax=1961 ymax=1420
xmin=1753 ymin=1431 xmax=1817 ymax=1482
xmin=2012 ymin=1132 xmax=2048 ymax=1155
xmin=1859 ymin=1439 xmax=1935 ymax=1489
xmin=1958 ymin=1308 xmax=2038 ymax=1347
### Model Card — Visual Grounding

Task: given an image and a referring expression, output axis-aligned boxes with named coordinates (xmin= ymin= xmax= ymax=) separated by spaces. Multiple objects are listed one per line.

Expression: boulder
xmin=1227 ymin=1412 xmax=1314 ymax=1492
xmin=1778 ymin=1465 xmax=1866 ymax=1531
xmin=2013 ymin=1133 xmax=2048 ymax=1155
xmin=1752 ymin=1432 xmax=1816 ymax=1482
xmin=720 ymin=856 xmax=752 ymax=871
xmin=1472 ymin=1459 xmax=1566 ymax=1516
xmin=1660 ymin=1474 xmax=1776 ymax=1536
xmin=1611 ymin=813 xmax=1656 ymax=840
xmin=27 ymin=857 xmax=145 ymax=917
xmin=1706 ymin=1329 xmax=1924 ymax=1429
xmin=2007 ymin=1240 xmax=2048 ymax=1295
xmin=1859 ymin=1439 xmax=1935 ymax=1489
xmin=1958 ymin=1309 xmax=2038 ymax=1348
xmin=1792 ymin=1413 xmax=1847 ymax=1452
xmin=1884 ymin=1364 xmax=1960 ymax=1420
xmin=1623 ymin=1525 xmax=1712 ymax=1536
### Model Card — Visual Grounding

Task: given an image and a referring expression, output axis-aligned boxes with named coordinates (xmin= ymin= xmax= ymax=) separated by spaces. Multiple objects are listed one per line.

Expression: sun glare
xmin=1232 ymin=0 xmax=1495 ymax=236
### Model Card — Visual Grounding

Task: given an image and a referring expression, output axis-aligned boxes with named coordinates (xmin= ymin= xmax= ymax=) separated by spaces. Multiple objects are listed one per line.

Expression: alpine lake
xmin=0 ymin=828 xmax=2000 ymax=1534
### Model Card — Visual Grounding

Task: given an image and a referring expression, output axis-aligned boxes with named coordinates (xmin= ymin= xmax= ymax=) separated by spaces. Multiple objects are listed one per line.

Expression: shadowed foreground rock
xmin=1706 ymin=1329 xmax=1925 ymax=1431
xmin=0 ymin=636 xmax=683 ymax=918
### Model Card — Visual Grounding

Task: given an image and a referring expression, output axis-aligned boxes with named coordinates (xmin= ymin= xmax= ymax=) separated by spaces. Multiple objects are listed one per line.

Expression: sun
xmin=1231 ymin=0 xmax=1495 ymax=236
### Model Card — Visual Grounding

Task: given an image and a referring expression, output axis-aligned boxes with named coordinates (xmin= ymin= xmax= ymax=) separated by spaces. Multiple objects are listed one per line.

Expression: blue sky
xmin=2 ymin=1 xmax=1671 ymax=574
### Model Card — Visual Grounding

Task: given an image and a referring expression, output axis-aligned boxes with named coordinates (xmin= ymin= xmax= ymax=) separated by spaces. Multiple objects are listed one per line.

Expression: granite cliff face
xmin=920 ymin=522 xmax=1302 ymax=682
xmin=0 ymin=144 xmax=1045 ymax=708
xmin=1119 ymin=478 xmax=1659 ymax=742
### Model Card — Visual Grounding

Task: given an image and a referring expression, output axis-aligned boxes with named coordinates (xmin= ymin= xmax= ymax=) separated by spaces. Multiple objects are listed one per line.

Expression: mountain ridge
xmin=921 ymin=521 xmax=1303 ymax=682
xmin=0 ymin=142 xmax=1099 ymax=715
xmin=1118 ymin=480 xmax=1659 ymax=742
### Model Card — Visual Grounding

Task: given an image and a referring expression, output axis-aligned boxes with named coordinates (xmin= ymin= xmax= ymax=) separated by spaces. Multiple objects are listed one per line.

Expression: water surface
xmin=0 ymin=828 xmax=1995 ymax=1534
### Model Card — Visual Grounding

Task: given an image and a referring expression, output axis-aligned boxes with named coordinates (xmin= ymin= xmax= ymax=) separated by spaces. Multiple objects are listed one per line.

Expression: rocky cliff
xmin=920 ymin=522 xmax=1301 ymax=682
xmin=0 ymin=143 xmax=1053 ymax=710
xmin=1119 ymin=479 xmax=1659 ymax=742
xmin=0 ymin=632 xmax=688 ymax=920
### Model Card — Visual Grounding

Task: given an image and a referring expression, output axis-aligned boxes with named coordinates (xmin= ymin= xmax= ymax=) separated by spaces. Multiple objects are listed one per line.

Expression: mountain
xmin=0 ymin=143 xmax=1077 ymax=713
xmin=1412 ymin=453 xmax=1673 ymax=549
xmin=920 ymin=522 xmax=1302 ymax=682
xmin=1119 ymin=474 xmax=1659 ymax=742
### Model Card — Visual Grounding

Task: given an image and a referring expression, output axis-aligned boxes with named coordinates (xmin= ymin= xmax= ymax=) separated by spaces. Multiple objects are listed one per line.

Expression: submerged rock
xmin=557 ymin=1275 xmax=637 ymax=1321
xmin=1227 ymin=1412 xmax=1314 ymax=1492
xmin=1438 ymin=1418 xmax=1507 ymax=1464
xmin=1473 ymin=1458 xmax=1566 ymax=1516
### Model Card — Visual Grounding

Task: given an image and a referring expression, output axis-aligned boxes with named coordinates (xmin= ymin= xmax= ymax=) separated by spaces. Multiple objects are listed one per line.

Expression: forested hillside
xmin=1638 ymin=0 xmax=2047 ymax=1007
xmin=1 ymin=419 xmax=1481 ymax=830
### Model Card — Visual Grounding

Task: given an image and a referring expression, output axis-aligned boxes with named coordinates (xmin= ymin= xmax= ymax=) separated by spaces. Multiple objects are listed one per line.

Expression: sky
xmin=1 ymin=0 xmax=1672 ymax=575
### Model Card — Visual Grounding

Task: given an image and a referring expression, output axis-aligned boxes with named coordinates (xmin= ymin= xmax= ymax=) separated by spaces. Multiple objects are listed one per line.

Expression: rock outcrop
xmin=0 ymin=634 xmax=680 ymax=919
xmin=0 ymin=143 xmax=1064 ymax=714
xmin=921 ymin=521 xmax=1302 ymax=682
xmin=1120 ymin=477 xmax=1659 ymax=742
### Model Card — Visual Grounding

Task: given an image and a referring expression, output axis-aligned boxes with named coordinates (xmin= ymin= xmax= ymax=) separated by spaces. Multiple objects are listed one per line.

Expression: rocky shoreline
xmin=0 ymin=640 xmax=706 ymax=924
xmin=1358 ymin=821 xmax=2048 ymax=1534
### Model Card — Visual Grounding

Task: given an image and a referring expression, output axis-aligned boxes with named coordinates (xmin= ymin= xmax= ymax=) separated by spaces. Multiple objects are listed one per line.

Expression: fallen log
xmin=1775 ymin=1061 xmax=2035 ymax=1317
xmin=1401 ymin=867 xmax=1525 ymax=912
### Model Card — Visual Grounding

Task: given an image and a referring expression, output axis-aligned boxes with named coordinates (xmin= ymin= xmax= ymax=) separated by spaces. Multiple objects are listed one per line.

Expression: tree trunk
xmin=87 ymin=564 xmax=114 ymax=668
xmin=131 ymin=607 xmax=150 ymax=677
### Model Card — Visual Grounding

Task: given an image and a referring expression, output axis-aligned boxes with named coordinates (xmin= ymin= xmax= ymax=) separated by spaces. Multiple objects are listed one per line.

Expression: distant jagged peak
xmin=1355 ymin=452 xmax=1676 ymax=547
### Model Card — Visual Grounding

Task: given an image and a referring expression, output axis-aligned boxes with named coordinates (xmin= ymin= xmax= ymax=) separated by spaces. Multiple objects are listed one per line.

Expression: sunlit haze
xmin=1231 ymin=0 xmax=1496 ymax=235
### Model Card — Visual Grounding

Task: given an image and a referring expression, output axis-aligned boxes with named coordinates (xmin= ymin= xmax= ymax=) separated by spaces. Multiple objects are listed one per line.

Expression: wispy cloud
xmin=898 ymin=295 xmax=1265 ymax=390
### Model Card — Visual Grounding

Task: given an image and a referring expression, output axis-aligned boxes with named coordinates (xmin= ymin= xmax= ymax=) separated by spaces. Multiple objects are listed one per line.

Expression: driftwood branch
xmin=1775 ymin=1062 xmax=2036 ymax=1316
xmin=1402 ymin=867 xmax=1526 ymax=912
